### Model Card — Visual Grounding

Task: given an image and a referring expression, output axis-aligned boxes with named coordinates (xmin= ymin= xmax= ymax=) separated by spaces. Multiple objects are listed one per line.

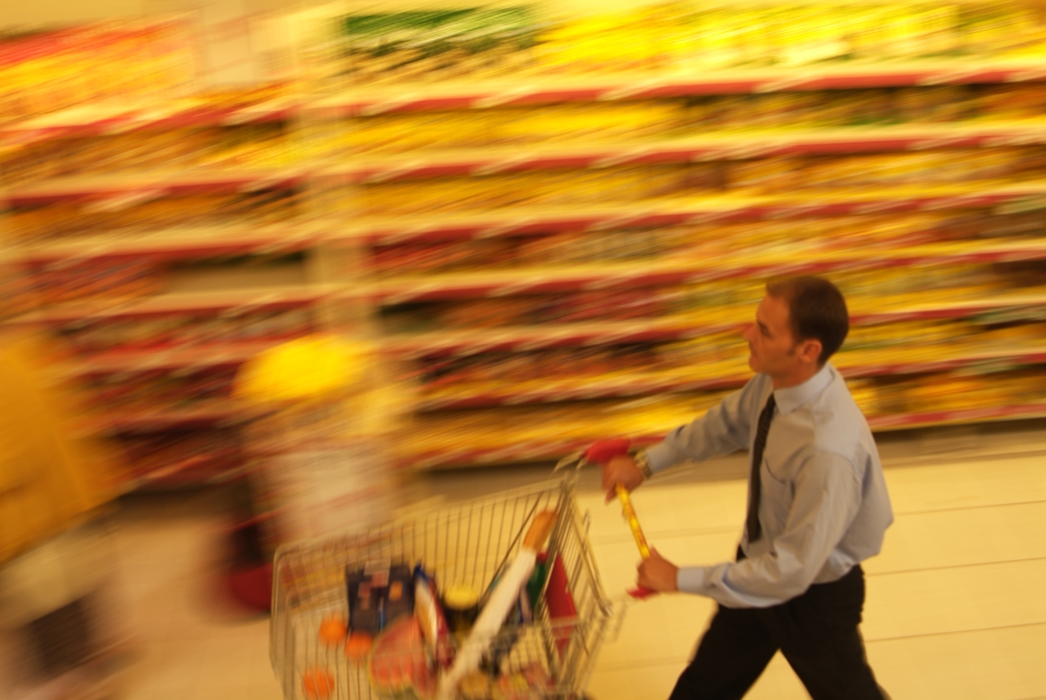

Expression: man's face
xmin=743 ymin=294 xmax=805 ymax=381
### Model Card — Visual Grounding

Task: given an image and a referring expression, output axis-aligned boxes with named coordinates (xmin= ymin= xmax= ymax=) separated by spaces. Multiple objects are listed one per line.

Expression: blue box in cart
xmin=346 ymin=561 xmax=414 ymax=633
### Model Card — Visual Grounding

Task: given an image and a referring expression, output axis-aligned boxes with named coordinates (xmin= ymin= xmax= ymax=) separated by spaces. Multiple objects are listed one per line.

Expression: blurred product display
xmin=3 ymin=4 xmax=1046 ymax=481
xmin=0 ymin=21 xmax=195 ymax=128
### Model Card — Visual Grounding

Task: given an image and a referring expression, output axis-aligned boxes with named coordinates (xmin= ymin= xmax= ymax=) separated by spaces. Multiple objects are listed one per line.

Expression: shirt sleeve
xmin=644 ymin=378 xmax=761 ymax=475
xmin=676 ymin=451 xmax=863 ymax=607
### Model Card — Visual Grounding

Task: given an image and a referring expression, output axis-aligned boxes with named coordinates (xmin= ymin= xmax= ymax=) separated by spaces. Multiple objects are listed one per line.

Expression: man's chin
xmin=748 ymin=356 xmax=759 ymax=372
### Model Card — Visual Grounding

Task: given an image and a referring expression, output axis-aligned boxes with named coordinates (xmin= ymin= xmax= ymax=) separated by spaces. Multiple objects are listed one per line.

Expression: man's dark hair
xmin=766 ymin=276 xmax=849 ymax=365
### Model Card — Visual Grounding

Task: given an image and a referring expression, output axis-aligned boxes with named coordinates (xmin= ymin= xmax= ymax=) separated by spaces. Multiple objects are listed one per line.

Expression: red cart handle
xmin=583 ymin=437 xmax=631 ymax=464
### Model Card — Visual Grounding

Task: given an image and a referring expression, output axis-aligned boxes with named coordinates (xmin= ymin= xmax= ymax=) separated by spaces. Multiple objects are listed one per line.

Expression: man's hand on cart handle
xmin=569 ymin=437 xmax=643 ymax=504
xmin=637 ymin=547 xmax=679 ymax=593
xmin=602 ymin=454 xmax=645 ymax=504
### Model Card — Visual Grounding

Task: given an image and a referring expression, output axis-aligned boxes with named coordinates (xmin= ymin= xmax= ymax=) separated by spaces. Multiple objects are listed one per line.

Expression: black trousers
xmin=669 ymin=552 xmax=885 ymax=700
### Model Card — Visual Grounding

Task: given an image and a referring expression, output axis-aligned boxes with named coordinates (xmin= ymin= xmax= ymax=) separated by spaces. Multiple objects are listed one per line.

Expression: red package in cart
xmin=544 ymin=553 xmax=576 ymax=659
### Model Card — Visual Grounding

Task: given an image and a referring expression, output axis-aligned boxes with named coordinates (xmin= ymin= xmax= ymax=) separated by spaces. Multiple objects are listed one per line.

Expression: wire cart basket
xmin=271 ymin=477 xmax=615 ymax=700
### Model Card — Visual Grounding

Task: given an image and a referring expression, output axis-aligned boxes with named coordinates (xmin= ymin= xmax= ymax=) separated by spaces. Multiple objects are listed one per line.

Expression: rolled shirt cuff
xmin=642 ymin=442 xmax=678 ymax=476
xmin=676 ymin=565 xmax=710 ymax=595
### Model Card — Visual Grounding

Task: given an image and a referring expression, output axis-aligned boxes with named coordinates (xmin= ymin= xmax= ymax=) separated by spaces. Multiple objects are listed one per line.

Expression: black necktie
xmin=746 ymin=393 xmax=776 ymax=543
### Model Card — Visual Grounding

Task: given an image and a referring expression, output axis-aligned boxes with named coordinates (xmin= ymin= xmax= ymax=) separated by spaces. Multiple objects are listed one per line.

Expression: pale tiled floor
xmin=105 ymin=422 xmax=1046 ymax=700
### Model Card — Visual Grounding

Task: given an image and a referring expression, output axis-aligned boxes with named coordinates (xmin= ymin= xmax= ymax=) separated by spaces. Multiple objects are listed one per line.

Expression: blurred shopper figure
xmin=0 ymin=331 xmax=130 ymax=700
xmin=602 ymin=276 xmax=892 ymax=700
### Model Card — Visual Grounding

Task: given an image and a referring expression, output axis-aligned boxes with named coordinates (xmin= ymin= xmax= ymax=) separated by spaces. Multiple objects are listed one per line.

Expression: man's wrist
xmin=635 ymin=449 xmax=653 ymax=480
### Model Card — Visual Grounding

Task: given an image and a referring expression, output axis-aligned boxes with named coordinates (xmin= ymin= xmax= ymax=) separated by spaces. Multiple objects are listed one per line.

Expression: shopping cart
xmin=271 ymin=476 xmax=615 ymax=700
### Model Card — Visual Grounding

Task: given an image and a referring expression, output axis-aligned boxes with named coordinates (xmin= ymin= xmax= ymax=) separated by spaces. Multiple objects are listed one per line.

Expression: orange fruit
xmin=302 ymin=667 xmax=334 ymax=700
xmin=344 ymin=631 xmax=373 ymax=660
xmin=318 ymin=615 xmax=348 ymax=646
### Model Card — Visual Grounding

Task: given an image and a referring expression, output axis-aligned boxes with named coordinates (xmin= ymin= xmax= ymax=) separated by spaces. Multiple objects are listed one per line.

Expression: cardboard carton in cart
xmin=270 ymin=476 xmax=620 ymax=700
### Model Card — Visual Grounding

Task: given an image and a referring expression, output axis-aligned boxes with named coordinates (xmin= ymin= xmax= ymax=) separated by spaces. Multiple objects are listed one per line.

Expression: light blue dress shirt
xmin=644 ymin=362 xmax=893 ymax=608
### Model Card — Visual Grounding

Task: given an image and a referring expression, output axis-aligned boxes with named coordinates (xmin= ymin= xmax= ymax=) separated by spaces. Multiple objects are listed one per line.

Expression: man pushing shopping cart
xmin=595 ymin=276 xmax=893 ymax=700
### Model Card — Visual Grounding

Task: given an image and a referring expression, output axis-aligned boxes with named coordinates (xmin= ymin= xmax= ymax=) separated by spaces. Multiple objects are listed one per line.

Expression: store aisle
xmin=106 ymin=425 xmax=1046 ymax=700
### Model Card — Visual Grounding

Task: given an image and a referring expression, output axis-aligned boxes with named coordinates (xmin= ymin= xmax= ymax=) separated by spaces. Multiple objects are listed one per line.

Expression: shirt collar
xmin=773 ymin=362 xmax=836 ymax=414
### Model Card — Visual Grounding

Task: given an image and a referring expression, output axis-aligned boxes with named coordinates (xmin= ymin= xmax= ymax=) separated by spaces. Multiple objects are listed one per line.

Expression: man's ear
xmin=799 ymin=338 xmax=823 ymax=365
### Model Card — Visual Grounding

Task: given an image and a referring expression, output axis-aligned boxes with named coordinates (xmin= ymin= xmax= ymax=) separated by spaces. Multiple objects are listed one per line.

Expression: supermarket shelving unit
xmin=315 ymin=52 xmax=1046 ymax=468
xmin=6 ymin=9 xmax=1046 ymax=479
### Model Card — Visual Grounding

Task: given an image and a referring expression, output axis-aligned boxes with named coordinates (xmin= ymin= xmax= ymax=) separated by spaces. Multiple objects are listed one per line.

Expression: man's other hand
xmin=637 ymin=548 xmax=679 ymax=593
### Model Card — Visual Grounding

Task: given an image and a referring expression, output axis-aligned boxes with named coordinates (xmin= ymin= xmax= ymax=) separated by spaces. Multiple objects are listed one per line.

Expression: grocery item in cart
xmin=543 ymin=554 xmax=575 ymax=659
xmin=345 ymin=632 xmax=374 ymax=660
xmin=442 ymin=584 xmax=481 ymax=634
xmin=437 ymin=510 xmax=557 ymax=700
xmin=302 ymin=667 xmax=335 ymax=700
xmin=414 ymin=566 xmax=454 ymax=669
xmin=347 ymin=562 xmax=414 ymax=634
xmin=368 ymin=615 xmax=436 ymax=700
xmin=478 ymin=562 xmax=534 ymax=674
xmin=319 ymin=615 xmax=348 ymax=647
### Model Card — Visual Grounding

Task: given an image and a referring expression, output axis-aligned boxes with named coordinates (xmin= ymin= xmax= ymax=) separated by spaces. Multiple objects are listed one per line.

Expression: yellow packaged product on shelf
xmin=73 ymin=128 xmax=216 ymax=175
xmin=685 ymin=7 xmax=778 ymax=69
xmin=956 ymin=148 xmax=1031 ymax=181
xmin=657 ymin=331 xmax=747 ymax=368
xmin=870 ymin=5 xmax=933 ymax=60
xmin=972 ymin=84 xmax=1046 ymax=121
xmin=0 ymin=22 xmax=192 ymax=125
xmin=676 ymin=162 xmax=723 ymax=195
xmin=361 ymin=163 xmax=688 ymax=215
xmin=359 ymin=176 xmax=493 ymax=215
xmin=845 ymin=379 xmax=883 ymax=418
xmin=796 ymin=149 xmax=1021 ymax=191
xmin=743 ymin=91 xmax=803 ymax=130
xmin=536 ymin=6 xmax=677 ymax=74
xmin=726 ymin=157 xmax=800 ymax=194
xmin=900 ymin=371 xmax=1010 ymax=414
xmin=893 ymin=86 xmax=973 ymax=123
xmin=686 ymin=221 xmax=776 ymax=251
xmin=496 ymin=101 xmax=683 ymax=144
xmin=518 ymin=228 xmax=669 ymax=266
xmin=2 ymin=143 xmax=58 ymax=185
xmin=744 ymin=93 xmax=822 ymax=131
xmin=840 ymin=213 xmax=953 ymax=247
xmin=808 ymin=90 xmax=895 ymax=128
xmin=843 ymin=319 xmax=975 ymax=352
xmin=960 ymin=3 xmax=1043 ymax=56
xmin=439 ymin=298 xmax=537 ymax=329
xmin=1009 ymin=146 xmax=1046 ymax=178
xmin=657 ymin=224 xmax=732 ymax=258
xmin=972 ymin=322 xmax=1046 ymax=351
xmin=629 ymin=390 xmax=733 ymax=433
xmin=682 ymin=96 xmax=745 ymax=132
xmin=839 ymin=262 xmax=1004 ymax=302
xmin=513 ymin=232 xmax=582 ymax=266
xmin=343 ymin=111 xmax=499 ymax=153
xmin=774 ymin=5 xmax=854 ymax=67
xmin=675 ymin=284 xmax=760 ymax=320
xmin=831 ymin=4 xmax=881 ymax=60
